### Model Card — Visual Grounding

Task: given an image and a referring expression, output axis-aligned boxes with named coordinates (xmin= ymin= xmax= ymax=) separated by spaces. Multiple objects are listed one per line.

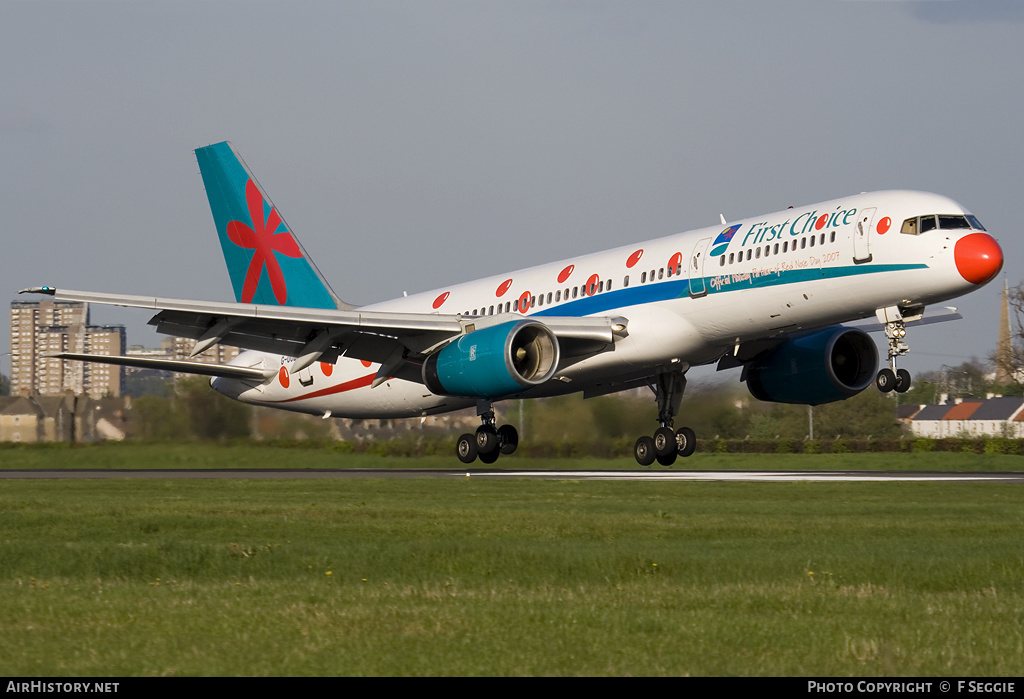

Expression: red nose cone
xmin=954 ymin=233 xmax=1003 ymax=285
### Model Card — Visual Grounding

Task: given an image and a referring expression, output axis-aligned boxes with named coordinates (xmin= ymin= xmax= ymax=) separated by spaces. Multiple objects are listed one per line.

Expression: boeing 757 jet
xmin=22 ymin=142 xmax=1003 ymax=465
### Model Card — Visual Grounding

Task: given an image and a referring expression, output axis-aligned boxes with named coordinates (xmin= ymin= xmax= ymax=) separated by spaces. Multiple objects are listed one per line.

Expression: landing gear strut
xmin=876 ymin=317 xmax=912 ymax=394
xmin=456 ymin=402 xmax=519 ymax=464
xmin=634 ymin=367 xmax=697 ymax=467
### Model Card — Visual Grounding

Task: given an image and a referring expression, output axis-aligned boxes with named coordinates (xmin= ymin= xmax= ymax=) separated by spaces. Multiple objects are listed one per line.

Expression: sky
xmin=3 ymin=0 xmax=1023 ymax=385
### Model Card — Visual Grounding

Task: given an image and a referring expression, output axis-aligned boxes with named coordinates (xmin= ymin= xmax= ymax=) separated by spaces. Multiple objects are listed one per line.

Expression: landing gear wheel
xmin=895 ymin=368 xmax=912 ymax=393
xmin=456 ymin=433 xmax=478 ymax=464
xmin=656 ymin=450 xmax=678 ymax=467
xmin=634 ymin=436 xmax=657 ymax=467
xmin=675 ymin=427 xmax=697 ymax=458
xmin=653 ymin=426 xmax=677 ymax=458
xmin=876 ymin=368 xmax=896 ymax=393
xmin=478 ymin=449 xmax=500 ymax=464
xmin=497 ymin=424 xmax=519 ymax=455
xmin=476 ymin=425 xmax=499 ymax=455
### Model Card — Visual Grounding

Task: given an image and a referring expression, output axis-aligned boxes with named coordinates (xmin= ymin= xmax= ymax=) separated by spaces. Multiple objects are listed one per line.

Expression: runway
xmin=2 ymin=468 xmax=1023 ymax=483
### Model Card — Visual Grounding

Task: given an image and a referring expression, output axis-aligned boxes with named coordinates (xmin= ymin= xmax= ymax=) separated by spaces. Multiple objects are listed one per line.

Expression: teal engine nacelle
xmin=422 ymin=320 xmax=560 ymax=399
xmin=743 ymin=326 xmax=878 ymax=405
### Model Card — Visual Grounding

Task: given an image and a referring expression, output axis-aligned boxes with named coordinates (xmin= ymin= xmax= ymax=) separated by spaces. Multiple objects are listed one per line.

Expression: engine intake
xmin=423 ymin=320 xmax=560 ymax=398
xmin=744 ymin=326 xmax=878 ymax=405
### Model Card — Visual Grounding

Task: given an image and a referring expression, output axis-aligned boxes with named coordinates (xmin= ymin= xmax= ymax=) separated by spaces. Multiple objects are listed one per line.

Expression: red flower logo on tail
xmin=227 ymin=180 xmax=303 ymax=304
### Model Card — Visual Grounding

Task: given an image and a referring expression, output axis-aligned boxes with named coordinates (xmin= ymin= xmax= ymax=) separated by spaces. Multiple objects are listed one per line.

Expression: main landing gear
xmin=876 ymin=316 xmax=912 ymax=394
xmin=633 ymin=368 xmax=697 ymax=467
xmin=456 ymin=403 xmax=519 ymax=464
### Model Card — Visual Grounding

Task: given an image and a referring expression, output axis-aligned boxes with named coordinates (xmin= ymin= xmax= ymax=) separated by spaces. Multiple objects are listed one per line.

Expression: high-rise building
xmin=9 ymin=300 xmax=125 ymax=398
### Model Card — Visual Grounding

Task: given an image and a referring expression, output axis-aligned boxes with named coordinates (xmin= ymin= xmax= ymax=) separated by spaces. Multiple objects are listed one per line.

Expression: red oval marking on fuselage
xmin=585 ymin=274 xmax=599 ymax=296
xmin=815 ymin=214 xmax=828 ymax=230
xmin=668 ymin=252 xmax=683 ymax=274
xmin=877 ymin=217 xmax=891 ymax=235
xmin=496 ymin=279 xmax=514 ymax=297
xmin=558 ymin=265 xmax=574 ymax=284
xmin=432 ymin=291 xmax=450 ymax=309
xmin=519 ymin=291 xmax=531 ymax=313
xmin=278 ymin=365 xmax=290 ymax=389
xmin=320 ymin=362 xmax=333 ymax=377
xmin=626 ymin=249 xmax=643 ymax=268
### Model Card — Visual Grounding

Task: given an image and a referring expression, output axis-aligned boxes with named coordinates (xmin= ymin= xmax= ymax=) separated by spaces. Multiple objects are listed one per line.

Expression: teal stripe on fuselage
xmin=530 ymin=263 xmax=926 ymax=319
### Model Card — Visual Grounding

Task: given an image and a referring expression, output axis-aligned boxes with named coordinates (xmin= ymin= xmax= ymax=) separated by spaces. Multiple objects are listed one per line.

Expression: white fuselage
xmin=212 ymin=190 xmax=998 ymax=418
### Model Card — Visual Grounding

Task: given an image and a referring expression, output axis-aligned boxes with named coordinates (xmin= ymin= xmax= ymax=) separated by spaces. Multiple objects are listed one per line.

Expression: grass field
xmin=1 ymin=447 xmax=1023 ymax=676
xmin=4 ymin=441 xmax=1024 ymax=471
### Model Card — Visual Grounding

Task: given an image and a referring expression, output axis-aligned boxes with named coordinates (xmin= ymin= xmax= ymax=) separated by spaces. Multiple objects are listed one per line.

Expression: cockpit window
xmin=938 ymin=215 xmax=971 ymax=230
xmin=903 ymin=213 xmax=987 ymax=234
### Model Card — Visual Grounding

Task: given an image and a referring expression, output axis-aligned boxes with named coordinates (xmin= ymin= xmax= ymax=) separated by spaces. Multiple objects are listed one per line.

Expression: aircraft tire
xmin=895 ymin=368 xmax=912 ymax=393
xmin=876 ymin=368 xmax=896 ymax=393
xmin=497 ymin=424 xmax=519 ymax=455
xmin=634 ymin=436 xmax=657 ymax=467
xmin=478 ymin=449 xmax=500 ymax=464
xmin=656 ymin=450 xmax=678 ymax=467
xmin=676 ymin=427 xmax=697 ymax=457
xmin=653 ymin=426 xmax=677 ymax=458
xmin=457 ymin=433 xmax=478 ymax=464
xmin=476 ymin=425 xmax=499 ymax=455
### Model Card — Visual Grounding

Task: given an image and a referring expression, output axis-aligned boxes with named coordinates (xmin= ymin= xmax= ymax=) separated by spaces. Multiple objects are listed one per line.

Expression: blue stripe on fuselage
xmin=530 ymin=263 xmax=926 ymax=318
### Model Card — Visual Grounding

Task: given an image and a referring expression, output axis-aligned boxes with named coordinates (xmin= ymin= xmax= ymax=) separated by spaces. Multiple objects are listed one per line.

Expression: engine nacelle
xmin=422 ymin=320 xmax=560 ymax=399
xmin=744 ymin=326 xmax=878 ymax=405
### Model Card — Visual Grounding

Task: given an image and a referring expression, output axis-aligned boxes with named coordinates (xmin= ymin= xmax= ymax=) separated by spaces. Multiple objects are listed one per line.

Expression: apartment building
xmin=9 ymin=300 xmax=125 ymax=398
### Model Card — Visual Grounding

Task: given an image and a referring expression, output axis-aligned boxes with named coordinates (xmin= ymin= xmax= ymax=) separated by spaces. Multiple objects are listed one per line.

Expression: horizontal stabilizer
xmin=48 ymin=352 xmax=276 ymax=381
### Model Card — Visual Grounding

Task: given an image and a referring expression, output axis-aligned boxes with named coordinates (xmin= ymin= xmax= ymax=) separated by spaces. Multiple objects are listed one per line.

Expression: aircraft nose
xmin=954 ymin=233 xmax=1003 ymax=285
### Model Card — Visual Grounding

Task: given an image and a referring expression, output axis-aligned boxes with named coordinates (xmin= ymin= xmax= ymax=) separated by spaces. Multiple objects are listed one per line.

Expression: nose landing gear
xmin=876 ymin=315 xmax=912 ymax=394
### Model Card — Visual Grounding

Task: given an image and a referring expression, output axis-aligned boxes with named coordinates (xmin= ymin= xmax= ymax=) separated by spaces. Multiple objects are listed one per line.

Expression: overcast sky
xmin=3 ymin=0 xmax=1023 ymax=382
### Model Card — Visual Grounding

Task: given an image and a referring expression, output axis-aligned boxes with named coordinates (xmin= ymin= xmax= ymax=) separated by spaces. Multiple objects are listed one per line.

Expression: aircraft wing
xmin=45 ymin=352 xmax=276 ymax=381
xmin=21 ymin=287 xmax=626 ymax=380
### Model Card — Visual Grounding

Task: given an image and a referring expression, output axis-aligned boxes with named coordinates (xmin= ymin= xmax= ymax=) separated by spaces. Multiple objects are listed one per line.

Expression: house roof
xmin=972 ymin=397 xmax=1024 ymax=421
xmin=942 ymin=402 xmax=983 ymax=420
xmin=913 ymin=404 xmax=954 ymax=421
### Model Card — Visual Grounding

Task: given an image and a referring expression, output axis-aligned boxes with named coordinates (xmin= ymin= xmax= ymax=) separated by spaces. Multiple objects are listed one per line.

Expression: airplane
xmin=21 ymin=141 xmax=1003 ymax=465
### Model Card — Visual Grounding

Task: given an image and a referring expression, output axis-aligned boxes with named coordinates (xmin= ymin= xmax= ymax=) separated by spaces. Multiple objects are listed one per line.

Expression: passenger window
xmin=773 ymin=243 xmax=779 ymax=255
xmin=783 ymin=241 xmax=788 ymax=253
xmin=746 ymin=249 xmax=752 ymax=261
xmin=830 ymin=231 xmax=835 ymax=243
xmin=755 ymin=247 xmax=761 ymax=259
xmin=537 ymin=295 xmax=543 ymax=307
xmin=920 ymin=215 xmax=937 ymax=233
xmin=513 ymin=299 xmax=518 ymax=311
xmin=801 ymin=238 xmax=806 ymax=249
xmin=641 ymin=271 xmax=647 ymax=283
xmin=607 ymin=280 xmax=613 ymax=292
xmin=556 ymin=290 xmax=561 ymax=301
xmin=720 ymin=256 xmax=725 ymax=266
xmin=819 ymin=233 xmax=825 ymax=245
xmin=810 ymin=235 xmax=815 ymax=247
xmin=622 ymin=276 xmax=629 ymax=288
xmin=658 ymin=268 xmax=664 ymax=280
xmin=489 ymin=305 xmax=494 ymax=314
xmin=572 ymin=287 xmax=578 ymax=299
xmin=547 ymin=292 xmax=552 ymax=304
xmin=729 ymin=252 xmax=735 ymax=264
